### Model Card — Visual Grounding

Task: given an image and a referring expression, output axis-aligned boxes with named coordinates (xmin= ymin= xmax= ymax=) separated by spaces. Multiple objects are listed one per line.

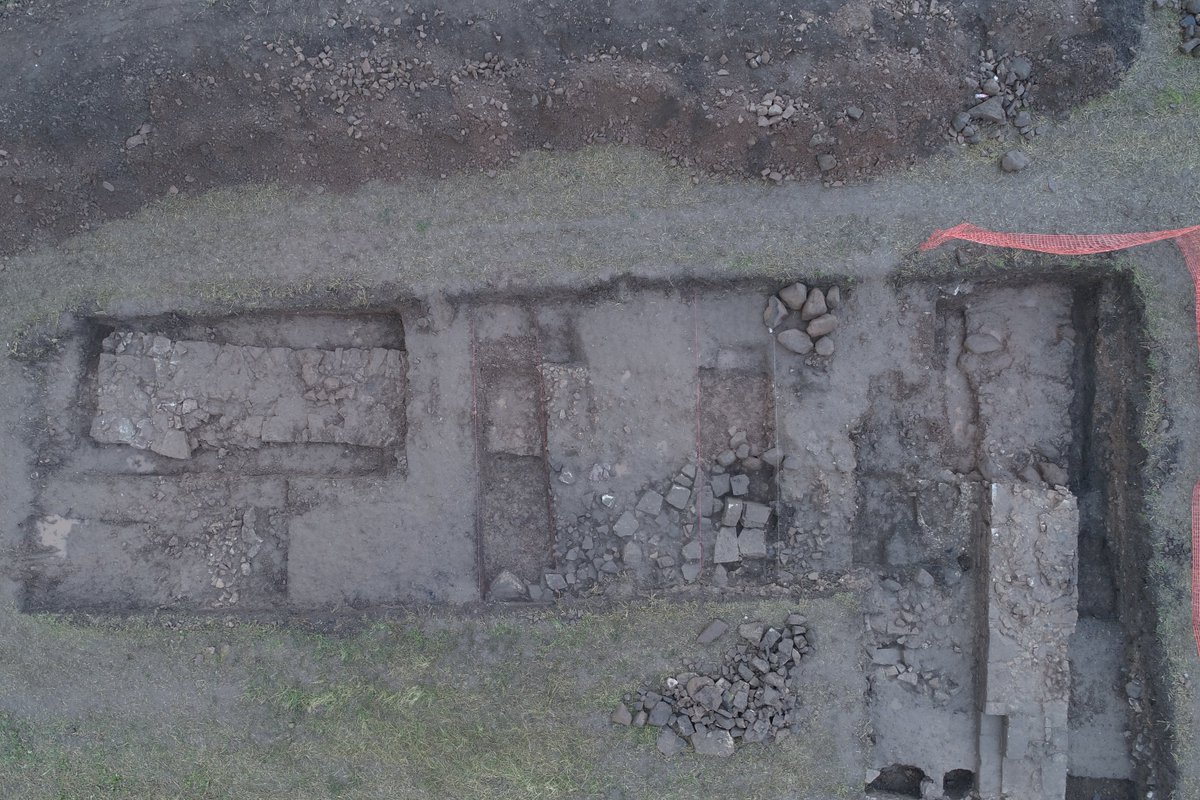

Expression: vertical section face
xmin=982 ymin=484 xmax=1079 ymax=800
xmin=472 ymin=305 xmax=554 ymax=590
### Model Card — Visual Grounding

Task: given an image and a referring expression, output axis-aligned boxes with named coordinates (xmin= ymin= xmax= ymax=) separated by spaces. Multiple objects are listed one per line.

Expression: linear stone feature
xmin=91 ymin=331 xmax=406 ymax=458
xmin=978 ymin=484 xmax=1079 ymax=800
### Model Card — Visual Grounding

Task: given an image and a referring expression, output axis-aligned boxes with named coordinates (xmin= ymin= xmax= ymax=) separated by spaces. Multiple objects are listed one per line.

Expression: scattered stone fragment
xmin=729 ymin=474 xmax=750 ymax=497
xmin=714 ymin=527 xmax=740 ymax=563
xmin=710 ymin=473 xmax=731 ymax=497
xmin=648 ymin=700 xmax=673 ymax=727
xmin=872 ymin=647 xmax=902 ymax=665
xmin=613 ymin=510 xmax=639 ymax=538
xmin=777 ymin=329 xmax=813 ymax=355
xmin=612 ymin=703 xmax=633 ymax=725
xmin=814 ymin=337 xmax=835 ymax=357
xmin=816 ymin=154 xmax=837 ymax=172
xmin=682 ymin=540 xmax=703 ymax=561
xmin=487 ymin=570 xmax=527 ymax=601
xmin=800 ymin=288 xmax=827 ymax=321
xmin=657 ymin=728 xmax=687 ymax=756
xmin=665 ymin=484 xmax=691 ymax=510
xmin=763 ymin=296 xmax=788 ymax=330
xmin=806 ymin=314 xmax=838 ymax=338
xmin=1009 ymin=55 xmax=1033 ymax=80
xmin=691 ymin=729 xmax=736 ymax=757
xmin=697 ymin=619 xmax=729 ymax=644
xmin=636 ymin=489 xmax=664 ymax=516
xmin=965 ymin=332 xmax=1003 ymax=354
xmin=778 ymin=282 xmax=808 ymax=310
xmin=846 ymin=105 xmax=863 ymax=120
xmin=1000 ymin=150 xmax=1030 ymax=173
xmin=545 ymin=573 xmax=568 ymax=592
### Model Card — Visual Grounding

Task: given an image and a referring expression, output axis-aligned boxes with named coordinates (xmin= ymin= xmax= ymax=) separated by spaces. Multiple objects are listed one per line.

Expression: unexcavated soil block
xmin=91 ymin=331 xmax=406 ymax=458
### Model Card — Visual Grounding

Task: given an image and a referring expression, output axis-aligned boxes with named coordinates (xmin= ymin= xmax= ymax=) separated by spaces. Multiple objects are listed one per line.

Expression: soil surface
xmin=0 ymin=0 xmax=1139 ymax=255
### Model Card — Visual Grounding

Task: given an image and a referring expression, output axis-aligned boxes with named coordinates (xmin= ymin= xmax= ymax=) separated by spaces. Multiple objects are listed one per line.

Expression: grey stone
xmin=1014 ymin=110 xmax=1032 ymax=129
xmin=712 ymin=565 xmax=728 ymax=587
xmin=721 ymin=499 xmax=744 ymax=526
xmin=951 ymin=111 xmax=971 ymax=132
xmin=545 ymin=573 xmax=568 ymax=591
xmin=622 ymin=541 xmax=645 ymax=567
xmin=611 ymin=703 xmax=633 ymax=725
xmin=1009 ymin=55 xmax=1033 ymax=80
xmin=969 ymin=96 xmax=1006 ymax=123
xmin=915 ymin=568 xmax=935 ymax=588
xmin=697 ymin=619 xmax=729 ymax=644
xmin=816 ymin=154 xmax=837 ymax=172
xmin=965 ymin=332 xmax=1003 ymax=353
xmin=734 ymin=442 xmax=750 ymax=460
xmin=710 ymin=473 xmax=731 ymax=497
xmin=777 ymin=329 xmax=813 ymax=355
xmin=1038 ymin=461 xmax=1069 ymax=487
xmin=778 ymin=282 xmax=808 ymax=310
xmin=781 ymin=455 xmax=802 ymax=470
xmin=800 ymin=288 xmax=827 ymax=321
xmin=665 ymin=484 xmax=691 ymax=510
xmin=872 ymin=647 xmax=902 ymax=665
xmin=716 ymin=449 xmax=737 ymax=467
xmin=636 ymin=489 xmax=664 ymax=515
xmin=682 ymin=562 xmax=701 ymax=582
xmin=729 ymin=475 xmax=750 ymax=497
xmin=487 ymin=570 xmax=527 ymax=601
xmin=1001 ymin=150 xmax=1031 ymax=173
xmin=691 ymin=730 xmax=736 ymax=757
xmin=761 ymin=447 xmax=782 ymax=467
xmin=613 ymin=510 xmax=639 ymax=538
xmin=846 ymin=105 xmax=863 ymax=120
xmin=738 ymin=622 xmax=764 ymax=642
xmin=152 ymin=429 xmax=193 ymax=460
xmin=814 ymin=336 xmax=835 ymax=357
xmin=682 ymin=540 xmax=703 ymax=561
xmin=825 ymin=286 xmax=841 ymax=309
xmin=806 ymin=314 xmax=838 ymax=338
xmin=742 ymin=456 xmax=763 ymax=471
xmin=714 ymin=527 xmax=740 ymax=563
xmin=763 ymin=296 xmax=788 ymax=330
xmin=738 ymin=528 xmax=767 ymax=559
xmin=742 ymin=502 xmax=771 ymax=528
xmin=648 ymin=700 xmax=673 ymax=727
xmin=656 ymin=727 xmax=687 ymax=756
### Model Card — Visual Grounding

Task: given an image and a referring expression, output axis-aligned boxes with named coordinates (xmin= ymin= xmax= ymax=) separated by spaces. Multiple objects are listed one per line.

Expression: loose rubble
xmin=1166 ymin=0 xmax=1200 ymax=56
xmin=948 ymin=50 xmax=1038 ymax=146
xmin=612 ymin=613 xmax=815 ymax=754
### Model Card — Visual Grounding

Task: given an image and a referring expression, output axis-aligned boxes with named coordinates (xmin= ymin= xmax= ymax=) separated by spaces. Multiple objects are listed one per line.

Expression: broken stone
xmin=778 ymin=282 xmax=808 ymax=310
xmin=691 ymin=729 xmax=736 ymax=757
xmin=682 ymin=540 xmax=703 ymax=561
xmin=656 ymin=728 xmax=687 ymax=756
xmin=714 ymin=527 xmax=740 ymax=563
xmin=716 ymin=449 xmax=737 ymax=468
xmin=816 ymin=154 xmax=837 ymax=172
xmin=777 ymin=329 xmax=813 ymax=355
xmin=648 ymin=700 xmax=673 ymax=727
xmin=622 ymin=541 xmax=645 ymax=567
xmin=742 ymin=502 xmax=771 ymax=528
xmin=872 ymin=647 xmax=902 ymax=665
xmin=761 ymin=447 xmax=782 ymax=467
xmin=969 ymin=96 xmax=1006 ymax=123
xmin=738 ymin=528 xmax=767 ymax=559
xmin=613 ymin=510 xmax=639 ymax=538
xmin=636 ymin=490 xmax=665 ymax=516
xmin=721 ymin=499 xmax=744 ymax=526
xmin=710 ymin=473 xmax=731 ymax=497
xmin=665 ymin=484 xmax=691 ymax=510
xmin=545 ymin=573 xmax=568 ymax=592
xmin=763 ymin=296 xmax=788 ymax=330
xmin=1000 ymin=150 xmax=1030 ymax=173
xmin=612 ymin=703 xmax=633 ymax=725
xmin=487 ymin=570 xmax=527 ymax=601
xmin=729 ymin=475 xmax=750 ymax=497
xmin=682 ymin=562 xmax=701 ymax=582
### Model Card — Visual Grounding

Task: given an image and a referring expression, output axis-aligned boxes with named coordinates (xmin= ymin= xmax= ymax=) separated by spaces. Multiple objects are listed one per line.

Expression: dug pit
xmin=17 ymin=269 xmax=1158 ymax=798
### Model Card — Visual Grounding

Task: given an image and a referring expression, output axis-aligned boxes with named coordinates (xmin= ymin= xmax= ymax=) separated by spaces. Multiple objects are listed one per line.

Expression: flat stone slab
xmin=90 ymin=332 xmax=406 ymax=458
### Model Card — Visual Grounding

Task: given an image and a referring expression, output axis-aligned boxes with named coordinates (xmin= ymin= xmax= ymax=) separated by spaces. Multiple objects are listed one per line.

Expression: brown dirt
xmin=0 ymin=0 xmax=1140 ymax=256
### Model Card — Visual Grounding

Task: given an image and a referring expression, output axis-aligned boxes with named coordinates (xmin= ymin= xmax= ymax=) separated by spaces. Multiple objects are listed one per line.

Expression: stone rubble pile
xmin=749 ymin=90 xmax=798 ymax=127
xmin=1171 ymin=0 xmax=1200 ymax=56
xmin=612 ymin=613 xmax=815 ymax=756
xmin=764 ymin=282 xmax=843 ymax=357
xmin=949 ymin=50 xmax=1037 ymax=146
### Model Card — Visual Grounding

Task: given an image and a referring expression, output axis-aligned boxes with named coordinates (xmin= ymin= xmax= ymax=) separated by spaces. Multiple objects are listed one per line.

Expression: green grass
xmin=0 ymin=598 xmax=862 ymax=800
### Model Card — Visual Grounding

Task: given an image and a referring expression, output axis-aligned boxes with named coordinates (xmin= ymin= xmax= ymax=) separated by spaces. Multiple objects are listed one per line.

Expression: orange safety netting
xmin=920 ymin=223 xmax=1200 ymax=659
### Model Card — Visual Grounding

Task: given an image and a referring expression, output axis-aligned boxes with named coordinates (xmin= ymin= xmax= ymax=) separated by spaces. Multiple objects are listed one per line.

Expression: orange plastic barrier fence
xmin=920 ymin=223 xmax=1200 ymax=659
